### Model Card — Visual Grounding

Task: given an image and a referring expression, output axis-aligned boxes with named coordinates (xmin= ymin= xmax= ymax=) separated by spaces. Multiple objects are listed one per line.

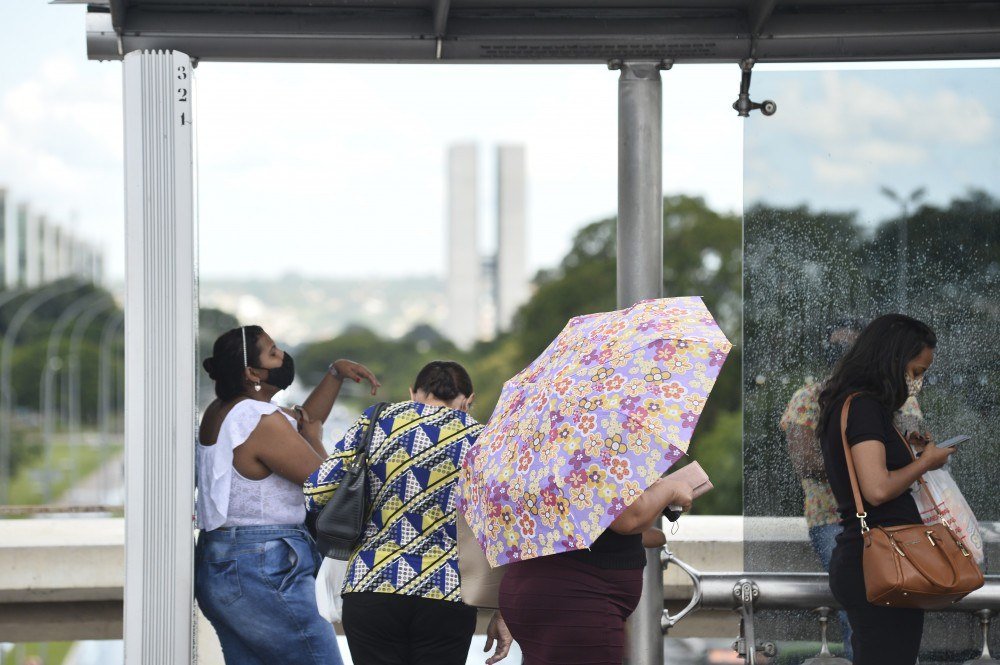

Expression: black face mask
xmin=256 ymin=352 xmax=295 ymax=391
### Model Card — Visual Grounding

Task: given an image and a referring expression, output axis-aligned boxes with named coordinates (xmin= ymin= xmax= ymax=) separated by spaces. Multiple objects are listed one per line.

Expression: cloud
xmin=780 ymin=72 xmax=994 ymax=147
xmin=756 ymin=71 xmax=995 ymax=191
xmin=2 ymin=39 xmax=744 ymax=281
xmin=0 ymin=53 xmax=123 ymax=270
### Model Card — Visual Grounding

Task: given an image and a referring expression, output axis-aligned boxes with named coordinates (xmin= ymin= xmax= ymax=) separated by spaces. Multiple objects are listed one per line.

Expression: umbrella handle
xmin=660 ymin=545 xmax=703 ymax=632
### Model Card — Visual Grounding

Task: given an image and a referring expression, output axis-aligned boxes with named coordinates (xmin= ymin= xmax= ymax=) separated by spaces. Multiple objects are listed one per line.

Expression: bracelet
xmin=328 ymin=363 xmax=343 ymax=380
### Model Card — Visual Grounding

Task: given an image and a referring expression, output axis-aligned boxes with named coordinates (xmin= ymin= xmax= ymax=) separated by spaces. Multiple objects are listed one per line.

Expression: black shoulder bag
xmin=315 ymin=402 xmax=389 ymax=560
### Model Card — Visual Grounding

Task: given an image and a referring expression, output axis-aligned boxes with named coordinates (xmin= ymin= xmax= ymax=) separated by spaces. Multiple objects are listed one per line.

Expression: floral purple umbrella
xmin=460 ymin=296 xmax=732 ymax=567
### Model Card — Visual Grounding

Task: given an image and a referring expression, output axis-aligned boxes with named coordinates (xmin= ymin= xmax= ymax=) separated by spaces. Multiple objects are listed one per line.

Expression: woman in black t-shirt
xmin=817 ymin=314 xmax=955 ymax=665
xmin=498 ymin=476 xmax=693 ymax=665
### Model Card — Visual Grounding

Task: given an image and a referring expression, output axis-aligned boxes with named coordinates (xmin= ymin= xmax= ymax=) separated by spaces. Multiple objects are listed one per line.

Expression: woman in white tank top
xmin=195 ymin=324 xmax=379 ymax=665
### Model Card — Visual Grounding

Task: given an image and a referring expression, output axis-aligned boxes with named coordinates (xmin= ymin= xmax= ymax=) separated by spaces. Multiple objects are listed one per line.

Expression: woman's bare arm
xmin=244 ymin=413 xmax=325 ymax=484
xmin=852 ymin=439 xmax=953 ymax=506
xmin=609 ymin=477 xmax=693 ymax=535
xmin=302 ymin=360 xmax=380 ymax=425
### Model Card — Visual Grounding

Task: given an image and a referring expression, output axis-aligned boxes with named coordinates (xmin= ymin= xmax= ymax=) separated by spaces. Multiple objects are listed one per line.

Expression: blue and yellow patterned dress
xmin=304 ymin=401 xmax=484 ymax=602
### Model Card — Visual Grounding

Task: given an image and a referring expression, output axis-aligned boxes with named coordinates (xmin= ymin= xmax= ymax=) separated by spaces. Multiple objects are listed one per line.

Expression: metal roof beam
xmin=84 ymin=3 xmax=1000 ymax=64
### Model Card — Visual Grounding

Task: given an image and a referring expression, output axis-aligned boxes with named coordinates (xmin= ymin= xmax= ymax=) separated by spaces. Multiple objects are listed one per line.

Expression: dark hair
xmin=413 ymin=361 xmax=473 ymax=402
xmin=202 ymin=325 xmax=265 ymax=402
xmin=822 ymin=317 xmax=868 ymax=367
xmin=818 ymin=314 xmax=936 ymax=435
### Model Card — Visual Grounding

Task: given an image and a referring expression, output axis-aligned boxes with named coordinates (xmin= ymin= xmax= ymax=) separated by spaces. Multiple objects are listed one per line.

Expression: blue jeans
xmin=810 ymin=524 xmax=854 ymax=661
xmin=195 ymin=524 xmax=343 ymax=665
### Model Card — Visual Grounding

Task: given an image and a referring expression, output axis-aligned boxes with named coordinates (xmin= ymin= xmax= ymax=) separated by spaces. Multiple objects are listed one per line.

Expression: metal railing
xmin=659 ymin=545 xmax=1000 ymax=664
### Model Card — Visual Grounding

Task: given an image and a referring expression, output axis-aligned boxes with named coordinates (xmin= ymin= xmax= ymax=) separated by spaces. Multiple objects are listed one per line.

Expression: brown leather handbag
xmin=840 ymin=394 xmax=984 ymax=610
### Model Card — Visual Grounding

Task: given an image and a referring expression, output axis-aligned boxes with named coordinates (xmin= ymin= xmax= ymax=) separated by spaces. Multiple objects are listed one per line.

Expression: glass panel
xmin=744 ymin=66 xmax=1000 ymax=662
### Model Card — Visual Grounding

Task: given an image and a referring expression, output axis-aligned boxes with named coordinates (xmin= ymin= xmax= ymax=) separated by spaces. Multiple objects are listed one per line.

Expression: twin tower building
xmin=447 ymin=144 xmax=530 ymax=349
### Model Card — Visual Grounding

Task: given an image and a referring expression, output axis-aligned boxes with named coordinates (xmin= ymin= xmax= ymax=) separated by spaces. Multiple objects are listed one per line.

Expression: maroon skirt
xmin=498 ymin=554 xmax=644 ymax=665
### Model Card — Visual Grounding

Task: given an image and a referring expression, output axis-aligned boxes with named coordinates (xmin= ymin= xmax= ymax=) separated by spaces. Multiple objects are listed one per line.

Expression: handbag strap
xmin=839 ymin=394 xmax=870 ymax=533
xmin=839 ymin=393 xmax=943 ymax=533
xmin=353 ymin=402 xmax=390 ymax=464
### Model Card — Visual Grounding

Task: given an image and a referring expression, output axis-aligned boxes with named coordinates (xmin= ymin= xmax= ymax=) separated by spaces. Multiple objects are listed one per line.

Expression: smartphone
xmin=938 ymin=435 xmax=971 ymax=449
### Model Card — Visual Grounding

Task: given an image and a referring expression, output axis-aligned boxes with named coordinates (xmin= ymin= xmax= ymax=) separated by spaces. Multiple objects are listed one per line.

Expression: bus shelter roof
xmin=74 ymin=0 xmax=1000 ymax=64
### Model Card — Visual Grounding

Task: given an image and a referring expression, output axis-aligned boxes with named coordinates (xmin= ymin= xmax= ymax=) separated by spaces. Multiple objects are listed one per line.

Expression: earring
xmin=254 ymin=382 xmax=261 ymax=393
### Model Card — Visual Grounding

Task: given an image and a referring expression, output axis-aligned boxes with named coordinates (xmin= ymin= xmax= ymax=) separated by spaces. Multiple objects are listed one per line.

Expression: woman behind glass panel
xmin=195 ymin=325 xmax=378 ymax=665
xmin=818 ymin=314 xmax=954 ymax=665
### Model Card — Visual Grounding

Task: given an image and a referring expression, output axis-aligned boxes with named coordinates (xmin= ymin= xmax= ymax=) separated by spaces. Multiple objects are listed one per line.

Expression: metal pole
xmin=898 ymin=204 xmax=908 ymax=312
xmin=99 ymin=312 xmax=124 ymax=497
xmin=0 ymin=280 xmax=79 ymax=502
xmin=0 ymin=288 xmax=25 ymax=312
xmin=68 ymin=299 xmax=116 ymax=449
xmin=38 ymin=290 xmax=107 ymax=503
xmin=612 ymin=59 xmax=667 ymax=665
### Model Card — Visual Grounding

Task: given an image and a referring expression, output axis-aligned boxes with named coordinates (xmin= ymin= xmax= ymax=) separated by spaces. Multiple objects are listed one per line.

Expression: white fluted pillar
xmin=123 ymin=49 xmax=198 ymax=665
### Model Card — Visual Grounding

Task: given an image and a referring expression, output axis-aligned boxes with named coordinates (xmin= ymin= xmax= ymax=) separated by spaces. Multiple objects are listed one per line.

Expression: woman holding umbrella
xmin=462 ymin=297 xmax=733 ymax=665
xmin=498 ymin=478 xmax=693 ymax=663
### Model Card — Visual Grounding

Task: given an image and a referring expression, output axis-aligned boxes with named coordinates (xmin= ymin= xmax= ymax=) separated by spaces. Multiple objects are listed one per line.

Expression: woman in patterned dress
xmin=305 ymin=361 xmax=513 ymax=665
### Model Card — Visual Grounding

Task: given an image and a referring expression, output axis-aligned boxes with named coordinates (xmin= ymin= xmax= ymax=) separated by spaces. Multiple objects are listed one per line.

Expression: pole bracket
xmin=732 ymin=579 xmax=777 ymax=665
xmin=732 ymin=59 xmax=777 ymax=117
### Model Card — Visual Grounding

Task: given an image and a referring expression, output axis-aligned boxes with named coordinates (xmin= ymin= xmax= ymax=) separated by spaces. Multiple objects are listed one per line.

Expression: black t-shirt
xmin=820 ymin=395 xmax=921 ymax=539
xmin=565 ymin=529 xmax=646 ymax=569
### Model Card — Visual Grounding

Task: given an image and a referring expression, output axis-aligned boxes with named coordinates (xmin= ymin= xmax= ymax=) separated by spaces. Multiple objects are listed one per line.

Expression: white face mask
xmin=906 ymin=374 xmax=924 ymax=397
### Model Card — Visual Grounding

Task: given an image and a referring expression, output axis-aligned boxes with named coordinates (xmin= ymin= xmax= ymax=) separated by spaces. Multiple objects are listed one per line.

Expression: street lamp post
xmin=0 ymin=280 xmax=80 ymax=502
xmin=879 ymin=186 xmax=926 ymax=312
xmin=0 ymin=289 xmax=26 ymax=312
xmin=68 ymin=299 xmax=117 ymax=453
xmin=98 ymin=311 xmax=124 ymax=498
xmin=38 ymin=290 xmax=109 ymax=503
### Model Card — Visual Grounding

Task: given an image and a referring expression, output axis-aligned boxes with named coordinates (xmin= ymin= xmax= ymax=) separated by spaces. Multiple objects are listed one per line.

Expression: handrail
xmin=0 ymin=504 xmax=124 ymax=516
xmin=660 ymin=545 xmax=703 ymax=630
xmin=660 ymin=550 xmax=1000 ymax=663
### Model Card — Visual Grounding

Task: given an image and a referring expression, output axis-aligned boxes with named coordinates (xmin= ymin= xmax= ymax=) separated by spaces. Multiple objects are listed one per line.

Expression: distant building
xmin=0 ymin=189 xmax=103 ymax=289
xmin=496 ymin=145 xmax=529 ymax=332
xmin=445 ymin=144 xmax=530 ymax=347
xmin=447 ymin=144 xmax=481 ymax=349
xmin=23 ymin=206 xmax=41 ymax=288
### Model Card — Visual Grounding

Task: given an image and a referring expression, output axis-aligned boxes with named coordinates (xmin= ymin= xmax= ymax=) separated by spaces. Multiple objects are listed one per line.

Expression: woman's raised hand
xmin=332 ymin=359 xmax=382 ymax=396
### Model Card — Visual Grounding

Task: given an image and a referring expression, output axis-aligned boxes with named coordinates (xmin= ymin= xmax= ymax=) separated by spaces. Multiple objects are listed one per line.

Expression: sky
xmin=746 ymin=67 xmax=1000 ymax=223
xmin=1 ymin=2 xmax=998 ymax=281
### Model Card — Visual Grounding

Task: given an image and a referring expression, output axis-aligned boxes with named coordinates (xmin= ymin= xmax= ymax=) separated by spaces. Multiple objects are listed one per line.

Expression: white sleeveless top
xmin=196 ymin=400 xmax=307 ymax=531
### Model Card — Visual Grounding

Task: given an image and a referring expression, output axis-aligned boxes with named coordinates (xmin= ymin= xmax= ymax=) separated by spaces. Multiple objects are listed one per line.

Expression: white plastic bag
xmin=315 ymin=558 xmax=348 ymax=624
xmin=913 ymin=467 xmax=985 ymax=566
